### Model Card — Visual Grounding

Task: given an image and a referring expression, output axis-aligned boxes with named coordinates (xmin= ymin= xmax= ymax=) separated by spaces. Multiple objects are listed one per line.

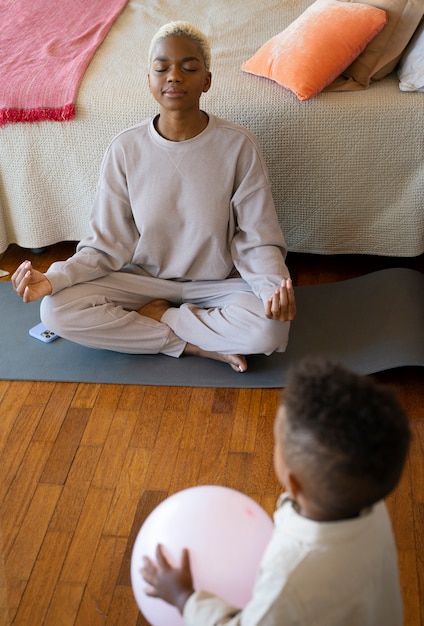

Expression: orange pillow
xmin=241 ymin=0 xmax=388 ymax=100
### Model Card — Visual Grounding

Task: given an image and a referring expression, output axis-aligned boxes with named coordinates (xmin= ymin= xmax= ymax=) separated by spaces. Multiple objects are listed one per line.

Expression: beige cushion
xmin=326 ymin=0 xmax=424 ymax=90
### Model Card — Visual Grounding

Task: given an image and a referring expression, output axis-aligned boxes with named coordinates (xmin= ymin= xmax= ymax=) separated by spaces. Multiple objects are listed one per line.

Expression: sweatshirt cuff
xmin=183 ymin=590 xmax=240 ymax=625
xmin=43 ymin=269 xmax=72 ymax=295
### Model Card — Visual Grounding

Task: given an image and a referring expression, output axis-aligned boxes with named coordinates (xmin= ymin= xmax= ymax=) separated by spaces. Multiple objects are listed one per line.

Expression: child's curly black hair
xmin=279 ymin=358 xmax=411 ymax=517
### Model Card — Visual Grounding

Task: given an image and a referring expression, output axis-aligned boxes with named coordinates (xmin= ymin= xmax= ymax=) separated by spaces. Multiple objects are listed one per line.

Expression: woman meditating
xmin=12 ymin=21 xmax=296 ymax=372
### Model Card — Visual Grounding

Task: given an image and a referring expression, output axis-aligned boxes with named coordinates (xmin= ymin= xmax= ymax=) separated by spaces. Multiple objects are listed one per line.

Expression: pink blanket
xmin=0 ymin=0 xmax=128 ymax=124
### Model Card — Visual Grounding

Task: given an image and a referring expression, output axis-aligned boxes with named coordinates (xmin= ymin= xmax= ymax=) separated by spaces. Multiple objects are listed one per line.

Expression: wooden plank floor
xmin=1 ymin=243 xmax=423 ymax=626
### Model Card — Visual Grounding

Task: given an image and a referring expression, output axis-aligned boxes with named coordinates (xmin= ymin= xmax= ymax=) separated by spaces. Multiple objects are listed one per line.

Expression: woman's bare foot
xmin=138 ymin=299 xmax=171 ymax=322
xmin=138 ymin=302 xmax=247 ymax=372
xmin=184 ymin=343 xmax=247 ymax=372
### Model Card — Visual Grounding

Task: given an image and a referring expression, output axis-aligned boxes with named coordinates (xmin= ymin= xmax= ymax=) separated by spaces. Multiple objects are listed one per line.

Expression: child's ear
xmin=287 ymin=472 xmax=302 ymax=499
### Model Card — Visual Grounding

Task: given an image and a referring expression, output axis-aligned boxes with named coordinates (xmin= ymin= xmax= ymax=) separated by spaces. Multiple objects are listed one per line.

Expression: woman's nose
xmin=167 ymin=67 xmax=182 ymax=82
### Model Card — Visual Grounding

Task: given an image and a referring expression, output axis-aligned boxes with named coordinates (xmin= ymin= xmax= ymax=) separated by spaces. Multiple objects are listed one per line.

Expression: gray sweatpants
xmin=40 ymin=268 xmax=290 ymax=358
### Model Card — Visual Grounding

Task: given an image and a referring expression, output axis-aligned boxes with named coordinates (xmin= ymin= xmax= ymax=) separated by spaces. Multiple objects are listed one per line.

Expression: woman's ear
xmin=203 ymin=71 xmax=212 ymax=93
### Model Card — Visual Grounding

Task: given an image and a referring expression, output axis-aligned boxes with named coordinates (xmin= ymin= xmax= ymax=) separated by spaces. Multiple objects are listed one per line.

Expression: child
xmin=141 ymin=359 xmax=411 ymax=625
xmin=11 ymin=22 xmax=296 ymax=373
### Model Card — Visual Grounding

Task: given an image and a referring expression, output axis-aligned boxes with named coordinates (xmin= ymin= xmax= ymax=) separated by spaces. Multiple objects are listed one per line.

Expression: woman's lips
xmin=163 ymin=88 xmax=186 ymax=97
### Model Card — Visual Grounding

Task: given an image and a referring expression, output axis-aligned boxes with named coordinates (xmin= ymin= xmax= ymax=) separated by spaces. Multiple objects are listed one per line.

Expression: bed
xmin=1 ymin=0 xmax=423 ymax=256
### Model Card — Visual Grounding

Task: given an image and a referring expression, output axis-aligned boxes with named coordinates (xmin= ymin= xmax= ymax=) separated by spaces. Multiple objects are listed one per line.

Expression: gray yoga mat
xmin=1 ymin=268 xmax=423 ymax=387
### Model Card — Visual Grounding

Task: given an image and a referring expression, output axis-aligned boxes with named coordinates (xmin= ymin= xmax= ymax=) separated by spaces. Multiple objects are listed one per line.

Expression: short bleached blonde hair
xmin=148 ymin=21 xmax=211 ymax=71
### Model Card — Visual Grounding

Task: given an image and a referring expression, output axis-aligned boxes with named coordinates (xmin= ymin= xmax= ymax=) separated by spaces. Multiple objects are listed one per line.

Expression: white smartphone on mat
xmin=29 ymin=322 xmax=60 ymax=343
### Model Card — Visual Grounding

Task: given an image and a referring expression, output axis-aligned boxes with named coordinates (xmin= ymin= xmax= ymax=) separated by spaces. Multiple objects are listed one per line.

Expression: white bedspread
xmin=1 ymin=0 xmax=423 ymax=256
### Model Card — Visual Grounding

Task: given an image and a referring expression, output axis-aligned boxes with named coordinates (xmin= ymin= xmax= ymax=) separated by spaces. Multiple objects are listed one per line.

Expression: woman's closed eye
xmin=153 ymin=62 xmax=200 ymax=73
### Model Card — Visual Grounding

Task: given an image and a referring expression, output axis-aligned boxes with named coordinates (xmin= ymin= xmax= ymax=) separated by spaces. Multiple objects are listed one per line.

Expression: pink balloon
xmin=131 ymin=485 xmax=274 ymax=626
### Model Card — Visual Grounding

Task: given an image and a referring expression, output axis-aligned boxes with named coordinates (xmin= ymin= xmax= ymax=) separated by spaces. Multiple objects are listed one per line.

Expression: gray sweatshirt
xmin=46 ymin=114 xmax=289 ymax=305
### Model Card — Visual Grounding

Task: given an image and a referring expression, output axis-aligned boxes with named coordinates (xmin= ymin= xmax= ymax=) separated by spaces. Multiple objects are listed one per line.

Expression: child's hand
xmin=141 ymin=544 xmax=195 ymax=614
xmin=265 ymin=278 xmax=296 ymax=322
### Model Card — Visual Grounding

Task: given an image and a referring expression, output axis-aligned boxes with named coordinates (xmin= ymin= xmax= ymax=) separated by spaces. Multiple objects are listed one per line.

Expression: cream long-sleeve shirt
xmin=183 ymin=496 xmax=403 ymax=626
xmin=45 ymin=114 xmax=289 ymax=304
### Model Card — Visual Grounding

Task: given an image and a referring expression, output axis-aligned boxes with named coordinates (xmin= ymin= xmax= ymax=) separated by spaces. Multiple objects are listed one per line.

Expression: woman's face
xmin=148 ymin=35 xmax=211 ymax=113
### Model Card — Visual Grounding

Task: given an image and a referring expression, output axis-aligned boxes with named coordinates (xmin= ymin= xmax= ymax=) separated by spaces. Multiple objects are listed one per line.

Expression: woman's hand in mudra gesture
xmin=11 ymin=260 xmax=52 ymax=303
xmin=265 ymin=278 xmax=296 ymax=322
